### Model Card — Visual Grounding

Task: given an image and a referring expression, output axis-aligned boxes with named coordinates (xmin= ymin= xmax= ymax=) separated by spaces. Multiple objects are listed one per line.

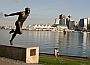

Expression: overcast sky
xmin=0 ymin=0 xmax=90 ymax=26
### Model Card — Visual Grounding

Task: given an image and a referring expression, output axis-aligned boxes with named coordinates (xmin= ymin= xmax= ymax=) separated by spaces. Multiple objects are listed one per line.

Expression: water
xmin=0 ymin=29 xmax=90 ymax=57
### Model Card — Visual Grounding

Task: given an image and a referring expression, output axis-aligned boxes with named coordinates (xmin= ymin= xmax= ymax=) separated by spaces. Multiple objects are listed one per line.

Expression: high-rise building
xmin=87 ymin=18 xmax=90 ymax=30
xmin=58 ymin=14 xmax=67 ymax=26
xmin=54 ymin=14 xmax=67 ymax=27
xmin=54 ymin=18 xmax=59 ymax=25
xmin=59 ymin=18 xmax=66 ymax=26
xmin=66 ymin=15 xmax=75 ymax=30
xmin=54 ymin=14 xmax=76 ymax=31
xmin=79 ymin=18 xmax=87 ymax=30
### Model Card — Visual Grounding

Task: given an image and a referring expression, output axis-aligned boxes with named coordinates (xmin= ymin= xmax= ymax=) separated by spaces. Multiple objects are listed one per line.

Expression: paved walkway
xmin=0 ymin=57 xmax=42 ymax=65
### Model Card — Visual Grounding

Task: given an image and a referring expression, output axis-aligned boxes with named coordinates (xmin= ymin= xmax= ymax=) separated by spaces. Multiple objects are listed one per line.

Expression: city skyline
xmin=0 ymin=0 xmax=90 ymax=26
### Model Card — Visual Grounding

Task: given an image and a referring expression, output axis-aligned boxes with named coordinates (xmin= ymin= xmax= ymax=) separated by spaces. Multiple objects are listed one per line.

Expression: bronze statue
xmin=4 ymin=8 xmax=30 ymax=45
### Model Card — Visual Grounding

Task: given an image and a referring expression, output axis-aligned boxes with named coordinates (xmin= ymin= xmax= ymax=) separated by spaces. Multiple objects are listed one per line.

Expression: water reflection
xmin=0 ymin=30 xmax=90 ymax=57
xmin=57 ymin=31 xmax=89 ymax=57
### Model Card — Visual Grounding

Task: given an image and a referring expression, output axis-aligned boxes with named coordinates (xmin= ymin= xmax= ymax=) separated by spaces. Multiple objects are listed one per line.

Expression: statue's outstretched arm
xmin=4 ymin=12 xmax=20 ymax=17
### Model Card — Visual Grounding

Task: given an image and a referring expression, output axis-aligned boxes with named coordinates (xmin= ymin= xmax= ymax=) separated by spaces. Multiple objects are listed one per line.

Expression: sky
xmin=0 ymin=0 xmax=90 ymax=26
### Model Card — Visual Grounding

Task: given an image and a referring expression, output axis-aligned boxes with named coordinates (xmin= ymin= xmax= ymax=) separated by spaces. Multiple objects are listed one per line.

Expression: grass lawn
xmin=39 ymin=54 xmax=90 ymax=65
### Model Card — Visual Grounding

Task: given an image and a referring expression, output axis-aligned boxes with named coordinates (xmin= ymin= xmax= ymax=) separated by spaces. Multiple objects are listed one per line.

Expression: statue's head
xmin=25 ymin=7 xmax=30 ymax=14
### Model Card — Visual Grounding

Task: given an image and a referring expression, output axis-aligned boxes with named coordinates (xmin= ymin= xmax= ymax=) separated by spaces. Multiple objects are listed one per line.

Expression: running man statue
xmin=4 ymin=8 xmax=30 ymax=45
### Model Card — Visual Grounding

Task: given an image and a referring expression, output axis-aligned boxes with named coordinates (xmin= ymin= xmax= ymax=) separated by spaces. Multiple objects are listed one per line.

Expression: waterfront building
xmin=54 ymin=18 xmax=59 ymax=25
xmin=28 ymin=24 xmax=56 ymax=31
xmin=66 ymin=15 xmax=71 ymax=29
xmin=59 ymin=14 xmax=67 ymax=26
xmin=54 ymin=14 xmax=76 ymax=31
xmin=87 ymin=18 xmax=90 ymax=30
xmin=66 ymin=19 xmax=75 ymax=30
xmin=66 ymin=15 xmax=75 ymax=30
xmin=79 ymin=18 xmax=88 ymax=31
xmin=54 ymin=14 xmax=68 ymax=31
xmin=27 ymin=24 xmax=32 ymax=30
xmin=69 ymin=20 xmax=75 ymax=30
xmin=55 ymin=14 xmax=76 ymax=31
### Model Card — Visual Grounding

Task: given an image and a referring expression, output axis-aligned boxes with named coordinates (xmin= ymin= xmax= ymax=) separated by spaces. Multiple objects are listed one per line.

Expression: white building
xmin=55 ymin=18 xmax=59 ymax=25
xmin=29 ymin=24 xmax=56 ymax=31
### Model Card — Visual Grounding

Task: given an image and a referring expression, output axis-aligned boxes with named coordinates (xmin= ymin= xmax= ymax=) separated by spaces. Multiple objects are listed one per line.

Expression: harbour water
xmin=0 ymin=29 xmax=90 ymax=57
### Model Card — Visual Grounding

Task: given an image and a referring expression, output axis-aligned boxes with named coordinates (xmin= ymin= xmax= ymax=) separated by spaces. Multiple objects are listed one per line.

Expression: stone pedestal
xmin=0 ymin=44 xmax=39 ymax=63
